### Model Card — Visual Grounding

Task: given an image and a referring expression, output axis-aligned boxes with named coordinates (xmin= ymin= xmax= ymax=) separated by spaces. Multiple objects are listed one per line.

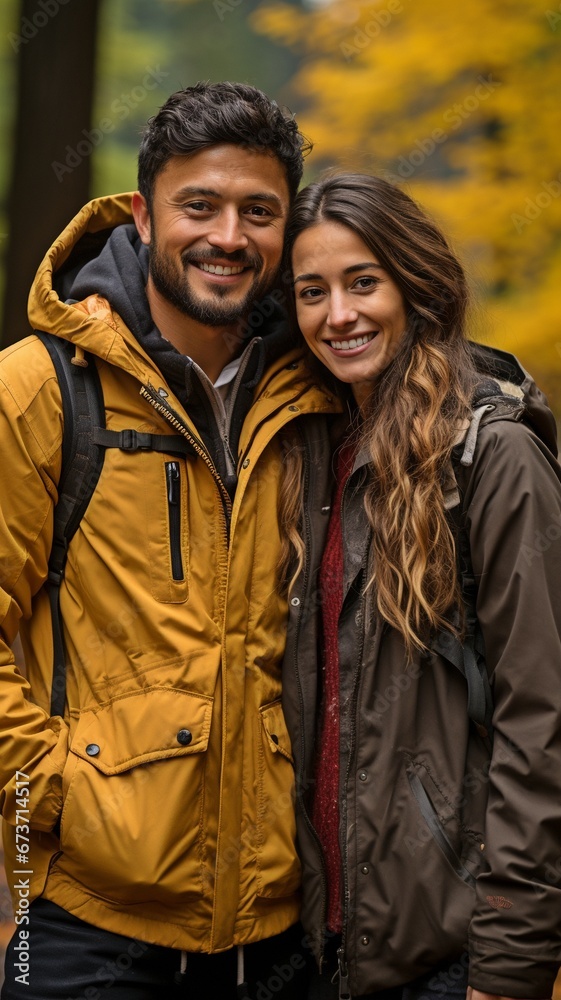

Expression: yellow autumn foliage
xmin=253 ymin=0 xmax=561 ymax=409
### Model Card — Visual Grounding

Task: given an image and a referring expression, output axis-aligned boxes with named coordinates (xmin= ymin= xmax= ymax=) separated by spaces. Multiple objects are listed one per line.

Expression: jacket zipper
xmin=139 ymin=383 xmax=232 ymax=540
xmin=337 ymin=476 xmax=368 ymax=1000
xmin=165 ymin=461 xmax=184 ymax=581
xmin=337 ymin=608 xmax=366 ymax=1000
xmin=293 ymin=442 xmax=329 ymax=972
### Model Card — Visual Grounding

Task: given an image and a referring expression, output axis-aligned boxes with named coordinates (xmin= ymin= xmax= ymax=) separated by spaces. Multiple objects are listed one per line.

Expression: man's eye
xmin=247 ymin=206 xmax=271 ymax=217
xmin=186 ymin=201 xmax=210 ymax=212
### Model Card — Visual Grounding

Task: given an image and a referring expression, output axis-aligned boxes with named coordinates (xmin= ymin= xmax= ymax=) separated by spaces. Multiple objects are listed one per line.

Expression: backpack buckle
xmin=120 ymin=430 xmax=152 ymax=451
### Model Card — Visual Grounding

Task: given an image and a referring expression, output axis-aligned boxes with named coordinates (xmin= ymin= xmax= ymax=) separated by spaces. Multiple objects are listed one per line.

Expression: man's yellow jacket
xmin=0 ymin=194 xmax=339 ymax=951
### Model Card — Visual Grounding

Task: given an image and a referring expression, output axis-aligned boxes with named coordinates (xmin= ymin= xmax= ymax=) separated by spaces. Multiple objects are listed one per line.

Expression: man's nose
xmin=207 ymin=210 xmax=249 ymax=254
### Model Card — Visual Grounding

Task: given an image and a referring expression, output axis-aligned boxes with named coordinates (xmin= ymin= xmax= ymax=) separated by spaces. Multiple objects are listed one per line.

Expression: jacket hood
xmin=28 ymin=193 xmax=136 ymax=361
xmin=470 ymin=341 xmax=558 ymax=458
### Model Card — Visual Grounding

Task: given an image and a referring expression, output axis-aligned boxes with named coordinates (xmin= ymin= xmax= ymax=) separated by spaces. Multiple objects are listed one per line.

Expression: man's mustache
xmin=182 ymin=249 xmax=262 ymax=269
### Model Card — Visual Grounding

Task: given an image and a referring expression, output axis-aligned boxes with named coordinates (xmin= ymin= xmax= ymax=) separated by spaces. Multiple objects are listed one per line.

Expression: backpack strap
xmin=437 ymin=495 xmax=494 ymax=746
xmin=35 ymin=333 xmax=107 ymax=718
xmin=92 ymin=427 xmax=197 ymax=457
xmin=36 ymin=333 xmax=197 ymax=718
xmin=432 ymin=392 xmax=496 ymax=748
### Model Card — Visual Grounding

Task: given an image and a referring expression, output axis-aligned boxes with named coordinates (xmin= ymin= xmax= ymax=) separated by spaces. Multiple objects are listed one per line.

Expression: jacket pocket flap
xmin=70 ymin=688 xmax=213 ymax=775
xmin=260 ymin=700 xmax=294 ymax=762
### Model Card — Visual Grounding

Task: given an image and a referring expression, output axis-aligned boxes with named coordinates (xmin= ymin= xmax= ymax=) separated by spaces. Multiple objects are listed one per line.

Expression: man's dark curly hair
xmin=138 ymin=81 xmax=311 ymax=207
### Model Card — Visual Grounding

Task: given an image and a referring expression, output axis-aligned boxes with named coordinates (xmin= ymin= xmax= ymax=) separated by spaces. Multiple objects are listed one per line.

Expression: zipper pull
xmin=166 ymin=461 xmax=180 ymax=504
xmin=336 ymin=947 xmax=351 ymax=1000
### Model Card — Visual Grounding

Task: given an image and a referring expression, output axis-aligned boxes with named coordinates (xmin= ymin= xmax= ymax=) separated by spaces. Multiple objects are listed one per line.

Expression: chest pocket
xmin=145 ymin=458 xmax=189 ymax=603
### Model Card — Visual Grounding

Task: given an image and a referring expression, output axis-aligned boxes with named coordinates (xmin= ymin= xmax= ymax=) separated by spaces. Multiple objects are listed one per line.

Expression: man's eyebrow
xmin=175 ymin=187 xmax=220 ymax=199
xmin=294 ymin=263 xmax=384 ymax=283
xmin=174 ymin=186 xmax=284 ymax=209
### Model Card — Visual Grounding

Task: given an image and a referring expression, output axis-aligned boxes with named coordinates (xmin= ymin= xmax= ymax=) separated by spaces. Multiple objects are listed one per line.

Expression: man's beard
xmin=149 ymin=244 xmax=278 ymax=327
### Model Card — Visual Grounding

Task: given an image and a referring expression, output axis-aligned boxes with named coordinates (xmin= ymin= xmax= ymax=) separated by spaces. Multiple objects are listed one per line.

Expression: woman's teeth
xmin=330 ymin=333 xmax=376 ymax=351
xmin=198 ymin=263 xmax=245 ymax=275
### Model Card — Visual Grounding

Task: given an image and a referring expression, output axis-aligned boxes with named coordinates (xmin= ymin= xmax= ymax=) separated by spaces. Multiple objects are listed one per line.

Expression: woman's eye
xmin=300 ymin=287 xmax=324 ymax=300
xmin=354 ymin=276 xmax=377 ymax=290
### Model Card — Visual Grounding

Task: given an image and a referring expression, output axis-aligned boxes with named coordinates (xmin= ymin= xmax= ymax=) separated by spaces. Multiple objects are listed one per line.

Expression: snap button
xmin=177 ymin=729 xmax=192 ymax=746
xmin=288 ymin=404 xmax=300 ymax=412
xmin=360 ymin=936 xmax=370 ymax=946
xmin=360 ymin=865 xmax=370 ymax=875
xmin=290 ymin=597 xmax=300 ymax=607
xmin=242 ymin=458 xmax=250 ymax=469
xmin=85 ymin=744 xmax=100 ymax=757
xmin=285 ymin=362 xmax=298 ymax=370
xmin=358 ymin=771 xmax=368 ymax=782
xmin=270 ymin=734 xmax=279 ymax=745
xmin=321 ymin=506 xmax=331 ymax=515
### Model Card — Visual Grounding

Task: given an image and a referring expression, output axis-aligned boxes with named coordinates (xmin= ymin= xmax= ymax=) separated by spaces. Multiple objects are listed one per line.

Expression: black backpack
xmin=36 ymin=333 xmax=195 ymax=717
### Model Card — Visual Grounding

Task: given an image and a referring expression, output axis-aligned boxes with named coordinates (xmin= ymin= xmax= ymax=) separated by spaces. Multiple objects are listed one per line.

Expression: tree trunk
xmin=2 ymin=0 xmax=101 ymax=348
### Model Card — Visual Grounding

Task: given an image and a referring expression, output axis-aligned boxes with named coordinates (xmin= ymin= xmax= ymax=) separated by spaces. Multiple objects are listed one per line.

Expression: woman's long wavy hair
xmin=280 ymin=173 xmax=479 ymax=655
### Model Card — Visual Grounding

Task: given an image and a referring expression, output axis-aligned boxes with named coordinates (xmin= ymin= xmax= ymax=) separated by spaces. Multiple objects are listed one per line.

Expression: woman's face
xmin=292 ymin=220 xmax=408 ymax=405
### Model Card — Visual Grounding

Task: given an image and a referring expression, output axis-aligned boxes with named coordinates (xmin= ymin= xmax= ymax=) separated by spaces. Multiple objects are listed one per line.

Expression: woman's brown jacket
xmin=282 ymin=349 xmax=561 ymax=999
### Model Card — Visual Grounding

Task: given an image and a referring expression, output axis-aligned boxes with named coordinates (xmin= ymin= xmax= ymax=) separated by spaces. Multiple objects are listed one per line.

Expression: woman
xmin=279 ymin=174 xmax=561 ymax=1000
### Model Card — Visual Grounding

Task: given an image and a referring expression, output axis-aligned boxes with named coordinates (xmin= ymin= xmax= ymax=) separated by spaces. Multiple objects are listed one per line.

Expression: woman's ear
xmin=131 ymin=192 xmax=151 ymax=246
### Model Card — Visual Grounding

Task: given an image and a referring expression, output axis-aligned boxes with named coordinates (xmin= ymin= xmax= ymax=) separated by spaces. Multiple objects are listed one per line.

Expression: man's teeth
xmin=330 ymin=333 xmax=376 ymax=351
xmin=198 ymin=262 xmax=245 ymax=275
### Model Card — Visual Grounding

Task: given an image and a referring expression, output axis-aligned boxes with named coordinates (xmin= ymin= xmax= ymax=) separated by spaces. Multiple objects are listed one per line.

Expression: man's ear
xmin=131 ymin=192 xmax=151 ymax=245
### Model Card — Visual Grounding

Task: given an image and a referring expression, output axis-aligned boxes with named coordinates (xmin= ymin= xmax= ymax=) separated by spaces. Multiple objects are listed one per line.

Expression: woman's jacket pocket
xmin=403 ymin=755 xmax=482 ymax=887
xmin=59 ymin=687 xmax=212 ymax=904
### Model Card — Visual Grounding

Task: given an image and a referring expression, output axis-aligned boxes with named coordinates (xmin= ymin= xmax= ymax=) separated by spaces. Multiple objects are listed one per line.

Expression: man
xmin=0 ymin=82 xmax=338 ymax=998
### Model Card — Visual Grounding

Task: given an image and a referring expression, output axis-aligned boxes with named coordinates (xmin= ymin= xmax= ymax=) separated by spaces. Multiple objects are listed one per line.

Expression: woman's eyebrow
xmin=293 ymin=272 xmax=323 ymax=283
xmin=344 ymin=262 xmax=384 ymax=274
xmin=294 ymin=262 xmax=384 ymax=283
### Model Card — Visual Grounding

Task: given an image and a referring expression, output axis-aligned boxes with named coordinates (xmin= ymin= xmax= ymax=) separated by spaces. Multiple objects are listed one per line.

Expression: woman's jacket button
xmin=360 ymin=865 xmax=370 ymax=875
xmin=290 ymin=597 xmax=301 ymax=607
xmin=288 ymin=405 xmax=300 ymax=412
xmin=360 ymin=937 xmax=370 ymax=946
xmin=358 ymin=770 xmax=368 ymax=782
xmin=85 ymin=744 xmax=100 ymax=757
xmin=176 ymin=729 xmax=192 ymax=746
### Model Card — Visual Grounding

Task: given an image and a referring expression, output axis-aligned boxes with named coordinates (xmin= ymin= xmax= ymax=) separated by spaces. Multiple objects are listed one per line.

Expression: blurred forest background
xmin=0 ymin=0 xmax=561 ymax=979
xmin=1 ymin=0 xmax=561 ymax=404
